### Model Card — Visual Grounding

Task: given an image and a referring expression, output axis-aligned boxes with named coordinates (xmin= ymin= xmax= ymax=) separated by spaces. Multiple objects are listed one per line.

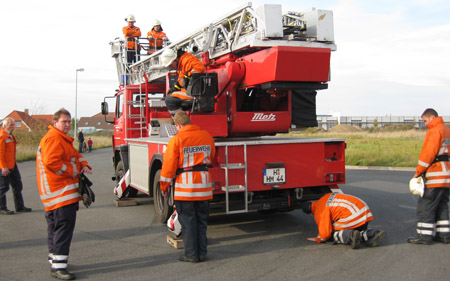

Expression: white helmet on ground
xmin=167 ymin=210 xmax=182 ymax=237
xmin=409 ymin=176 xmax=425 ymax=197
xmin=161 ymin=49 xmax=177 ymax=67
xmin=125 ymin=14 xmax=136 ymax=22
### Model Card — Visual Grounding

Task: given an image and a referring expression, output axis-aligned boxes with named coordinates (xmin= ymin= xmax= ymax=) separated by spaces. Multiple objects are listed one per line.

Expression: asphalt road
xmin=1 ymin=148 xmax=449 ymax=281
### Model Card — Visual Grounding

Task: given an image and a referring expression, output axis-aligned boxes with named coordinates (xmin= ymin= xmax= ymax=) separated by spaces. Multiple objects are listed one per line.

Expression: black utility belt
xmin=176 ymin=164 xmax=211 ymax=176
xmin=434 ymin=155 xmax=450 ymax=162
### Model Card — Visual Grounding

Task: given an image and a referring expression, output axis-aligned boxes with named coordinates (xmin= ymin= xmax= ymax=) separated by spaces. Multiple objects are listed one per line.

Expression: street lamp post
xmin=74 ymin=68 xmax=84 ymax=138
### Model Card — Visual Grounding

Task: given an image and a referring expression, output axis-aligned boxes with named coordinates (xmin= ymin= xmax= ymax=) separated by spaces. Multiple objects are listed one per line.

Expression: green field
xmin=278 ymin=125 xmax=425 ymax=167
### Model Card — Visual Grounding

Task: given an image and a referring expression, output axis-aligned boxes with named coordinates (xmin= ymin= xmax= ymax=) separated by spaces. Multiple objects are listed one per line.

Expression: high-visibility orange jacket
xmin=36 ymin=126 xmax=90 ymax=211
xmin=147 ymin=30 xmax=167 ymax=51
xmin=160 ymin=124 xmax=215 ymax=201
xmin=123 ymin=25 xmax=141 ymax=50
xmin=311 ymin=193 xmax=373 ymax=243
xmin=415 ymin=117 xmax=450 ymax=188
xmin=170 ymin=52 xmax=206 ymax=100
xmin=0 ymin=128 xmax=16 ymax=170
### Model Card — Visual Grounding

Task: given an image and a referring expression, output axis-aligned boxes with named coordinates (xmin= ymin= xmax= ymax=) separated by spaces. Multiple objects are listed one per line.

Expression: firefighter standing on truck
xmin=161 ymin=49 xmax=206 ymax=117
xmin=122 ymin=14 xmax=141 ymax=64
xmin=147 ymin=20 xmax=168 ymax=54
xmin=407 ymin=108 xmax=450 ymax=245
xmin=302 ymin=193 xmax=386 ymax=249
xmin=36 ymin=108 xmax=92 ymax=280
xmin=160 ymin=111 xmax=216 ymax=263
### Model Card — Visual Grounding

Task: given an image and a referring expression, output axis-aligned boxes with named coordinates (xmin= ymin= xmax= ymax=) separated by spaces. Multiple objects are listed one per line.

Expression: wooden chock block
xmin=167 ymin=235 xmax=184 ymax=249
xmin=114 ymin=198 xmax=138 ymax=207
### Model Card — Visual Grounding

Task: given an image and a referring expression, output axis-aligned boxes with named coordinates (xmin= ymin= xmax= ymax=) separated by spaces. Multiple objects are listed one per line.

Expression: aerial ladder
xmin=110 ymin=2 xmax=336 ymax=86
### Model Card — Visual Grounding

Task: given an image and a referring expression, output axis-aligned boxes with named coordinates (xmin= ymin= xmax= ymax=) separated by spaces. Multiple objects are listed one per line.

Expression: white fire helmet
xmin=409 ymin=177 xmax=425 ymax=197
xmin=167 ymin=209 xmax=182 ymax=237
xmin=161 ymin=49 xmax=177 ymax=67
xmin=153 ymin=19 xmax=161 ymax=27
xmin=125 ymin=14 xmax=136 ymax=22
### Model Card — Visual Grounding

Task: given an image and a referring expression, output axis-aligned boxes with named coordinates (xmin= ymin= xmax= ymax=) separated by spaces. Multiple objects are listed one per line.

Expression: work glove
xmin=79 ymin=173 xmax=95 ymax=208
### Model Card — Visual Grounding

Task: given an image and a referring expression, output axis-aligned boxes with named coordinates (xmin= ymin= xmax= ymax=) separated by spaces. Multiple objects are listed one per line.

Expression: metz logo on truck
xmin=251 ymin=113 xmax=276 ymax=122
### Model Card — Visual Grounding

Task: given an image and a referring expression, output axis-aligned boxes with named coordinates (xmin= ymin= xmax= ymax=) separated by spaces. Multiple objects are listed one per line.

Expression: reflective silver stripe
xmin=333 ymin=212 xmax=373 ymax=228
xmin=5 ymin=139 xmax=13 ymax=143
xmin=436 ymin=220 xmax=450 ymax=225
xmin=43 ymin=191 xmax=80 ymax=208
xmin=436 ymin=227 xmax=450 ymax=232
xmin=37 ymin=148 xmax=51 ymax=194
xmin=417 ymin=222 xmax=435 ymax=228
xmin=175 ymin=182 xmax=212 ymax=189
xmin=52 ymin=255 xmax=68 ymax=261
xmin=174 ymin=190 xmax=212 ymax=198
xmin=418 ymin=160 xmax=429 ymax=168
xmin=426 ymin=170 xmax=450 ymax=177
xmin=317 ymin=235 xmax=326 ymax=241
xmin=71 ymin=157 xmax=77 ymax=175
xmin=425 ymin=179 xmax=450 ymax=185
xmin=417 ymin=229 xmax=435 ymax=235
xmin=55 ymin=164 xmax=67 ymax=176
xmin=40 ymin=183 xmax=79 ymax=200
xmin=160 ymin=176 xmax=172 ymax=183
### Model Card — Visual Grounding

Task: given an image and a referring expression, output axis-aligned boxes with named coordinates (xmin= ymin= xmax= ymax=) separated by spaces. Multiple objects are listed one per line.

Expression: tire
xmin=116 ymin=160 xmax=138 ymax=198
xmin=153 ymin=170 xmax=172 ymax=223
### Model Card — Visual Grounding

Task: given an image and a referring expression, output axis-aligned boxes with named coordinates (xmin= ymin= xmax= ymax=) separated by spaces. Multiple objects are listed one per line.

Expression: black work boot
xmin=433 ymin=237 xmax=450 ymax=244
xmin=365 ymin=230 xmax=387 ymax=247
xmin=349 ymin=230 xmax=361 ymax=249
xmin=407 ymin=236 xmax=432 ymax=245
xmin=51 ymin=269 xmax=75 ymax=280
xmin=16 ymin=206 xmax=32 ymax=212
xmin=0 ymin=208 xmax=14 ymax=215
xmin=178 ymin=254 xmax=198 ymax=263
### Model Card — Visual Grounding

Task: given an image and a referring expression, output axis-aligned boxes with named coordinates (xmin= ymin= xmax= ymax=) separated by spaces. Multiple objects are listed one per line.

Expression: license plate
xmin=263 ymin=168 xmax=286 ymax=185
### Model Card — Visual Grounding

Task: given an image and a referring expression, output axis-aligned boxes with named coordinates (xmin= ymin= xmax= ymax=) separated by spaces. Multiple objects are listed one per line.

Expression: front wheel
xmin=153 ymin=170 xmax=172 ymax=223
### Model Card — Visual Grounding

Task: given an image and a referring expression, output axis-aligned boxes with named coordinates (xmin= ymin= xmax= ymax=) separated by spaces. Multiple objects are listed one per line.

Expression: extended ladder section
xmin=221 ymin=144 xmax=248 ymax=214
xmin=110 ymin=2 xmax=336 ymax=85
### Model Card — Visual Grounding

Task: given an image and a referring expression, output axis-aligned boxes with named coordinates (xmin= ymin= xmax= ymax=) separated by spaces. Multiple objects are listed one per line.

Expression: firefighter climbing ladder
xmin=110 ymin=2 xmax=336 ymax=86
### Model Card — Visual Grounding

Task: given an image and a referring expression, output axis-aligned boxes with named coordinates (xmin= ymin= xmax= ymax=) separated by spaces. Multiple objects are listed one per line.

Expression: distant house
xmin=3 ymin=110 xmax=47 ymax=132
xmin=31 ymin=114 xmax=53 ymax=128
xmin=78 ymin=112 xmax=114 ymax=133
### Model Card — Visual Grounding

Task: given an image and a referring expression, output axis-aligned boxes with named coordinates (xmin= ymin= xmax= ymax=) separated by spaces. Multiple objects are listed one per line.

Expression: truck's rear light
xmin=325 ymin=172 xmax=345 ymax=183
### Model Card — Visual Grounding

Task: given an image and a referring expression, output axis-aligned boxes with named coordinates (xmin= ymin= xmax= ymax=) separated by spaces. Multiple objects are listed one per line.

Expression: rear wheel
xmin=153 ymin=170 xmax=172 ymax=223
xmin=116 ymin=160 xmax=138 ymax=197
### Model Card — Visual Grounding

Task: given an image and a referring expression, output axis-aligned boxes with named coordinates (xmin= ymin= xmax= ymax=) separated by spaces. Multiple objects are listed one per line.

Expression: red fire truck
xmin=102 ymin=3 xmax=345 ymax=223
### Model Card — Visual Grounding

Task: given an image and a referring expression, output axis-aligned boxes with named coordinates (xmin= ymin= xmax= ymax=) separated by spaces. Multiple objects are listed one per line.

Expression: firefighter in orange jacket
xmin=36 ymin=108 xmax=92 ymax=280
xmin=160 ymin=111 xmax=215 ymax=262
xmin=147 ymin=19 xmax=168 ymax=54
xmin=122 ymin=14 xmax=141 ymax=64
xmin=407 ymin=108 xmax=450 ymax=245
xmin=161 ymin=48 xmax=206 ymax=117
xmin=302 ymin=193 xmax=386 ymax=249
xmin=0 ymin=117 xmax=31 ymax=215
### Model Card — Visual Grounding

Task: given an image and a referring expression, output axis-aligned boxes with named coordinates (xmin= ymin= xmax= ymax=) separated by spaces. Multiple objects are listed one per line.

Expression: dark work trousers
xmin=0 ymin=164 xmax=25 ymax=210
xmin=45 ymin=202 xmax=78 ymax=255
xmin=165 ymin=95 xmax=183 ymax=113
xmin=78 ymin=142 xmax=83 ymax=153
xmin=331 ymin=223 xmax=370 ymax=244
xmin=175 ymin=200 xmax=209 ymax=259
xmin=127 ymin=49 xmax=140 ymax=64
xmin=416 ymin=187 xmax=450 ymax=240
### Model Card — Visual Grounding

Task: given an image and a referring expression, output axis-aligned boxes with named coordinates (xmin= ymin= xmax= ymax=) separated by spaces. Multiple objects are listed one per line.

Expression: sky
xmin=1 ymin=0 xmax=449 ymax=119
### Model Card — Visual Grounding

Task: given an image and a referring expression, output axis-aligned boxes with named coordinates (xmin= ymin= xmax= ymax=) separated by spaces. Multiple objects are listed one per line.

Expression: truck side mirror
xmin=101 ymin=102 xmax=109 ymax=115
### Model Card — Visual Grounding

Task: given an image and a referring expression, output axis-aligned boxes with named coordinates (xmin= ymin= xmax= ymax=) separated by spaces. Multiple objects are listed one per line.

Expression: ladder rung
xmin=221 ymin=185 xmax=246 ymax=192
xmin=221 ymin=163 xmax=245 ymax=170
xmin=226 ymin=209 xmax=248 ymax=214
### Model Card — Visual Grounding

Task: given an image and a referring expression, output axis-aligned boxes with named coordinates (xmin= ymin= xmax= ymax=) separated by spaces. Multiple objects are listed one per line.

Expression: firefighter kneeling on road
xmin=160 ymin=111 xmax=215 ymax=263
xmin=301 ymin=193 xmax=386 ymax=249
xmin=161 ymin=48 xmax=206 ymax=117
